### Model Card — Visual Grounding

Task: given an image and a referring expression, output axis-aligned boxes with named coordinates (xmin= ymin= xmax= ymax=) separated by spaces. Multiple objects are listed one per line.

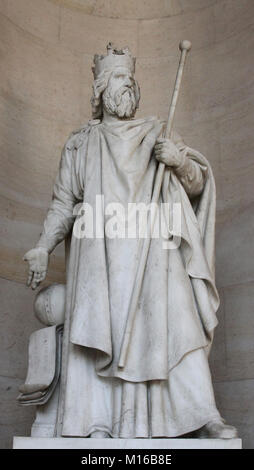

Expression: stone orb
xmin=34 ymin=284 xmax=66 ymax=326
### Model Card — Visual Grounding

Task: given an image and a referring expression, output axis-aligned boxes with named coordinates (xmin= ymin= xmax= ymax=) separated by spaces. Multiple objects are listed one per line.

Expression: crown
xmin=92 ymin=43 xmax=136 ymax=78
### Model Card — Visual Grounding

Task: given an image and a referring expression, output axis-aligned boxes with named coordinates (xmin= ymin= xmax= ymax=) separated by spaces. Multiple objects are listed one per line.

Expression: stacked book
xmin=17 ymin=325 xmax=63 ymax=405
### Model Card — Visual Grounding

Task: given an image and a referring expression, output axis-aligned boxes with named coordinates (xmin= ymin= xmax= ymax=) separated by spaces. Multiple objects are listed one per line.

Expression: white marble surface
xmin=20 ymin=44 xmax=235 ymax=441
xmin=13 ymin=437 xmax=242 ymax=449
xmin=0 ymin=0 xmax=253 ymax=450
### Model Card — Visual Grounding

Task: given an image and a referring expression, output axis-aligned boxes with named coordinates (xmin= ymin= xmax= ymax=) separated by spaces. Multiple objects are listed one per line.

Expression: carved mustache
xmin=114 ymin=86 xmax=135 ymax=106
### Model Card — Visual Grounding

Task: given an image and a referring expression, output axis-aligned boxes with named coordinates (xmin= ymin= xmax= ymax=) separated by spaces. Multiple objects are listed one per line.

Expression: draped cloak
xmin=37 ymin=117 xmax=220 ymax=437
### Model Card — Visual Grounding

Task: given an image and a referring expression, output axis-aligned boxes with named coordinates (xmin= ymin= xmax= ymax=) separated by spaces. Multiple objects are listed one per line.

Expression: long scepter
xmin=118 ymin=40 xmax=192 ymax=368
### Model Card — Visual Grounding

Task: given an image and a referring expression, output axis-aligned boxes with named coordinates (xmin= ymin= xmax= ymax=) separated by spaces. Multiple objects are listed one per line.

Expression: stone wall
xmin=0 ymin=0 xmax=253 ymax=448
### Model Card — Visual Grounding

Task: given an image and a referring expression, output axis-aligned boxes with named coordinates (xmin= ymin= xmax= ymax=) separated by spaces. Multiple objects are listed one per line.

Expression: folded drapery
xmin=17 ymin=325 xmax=63 ymax=406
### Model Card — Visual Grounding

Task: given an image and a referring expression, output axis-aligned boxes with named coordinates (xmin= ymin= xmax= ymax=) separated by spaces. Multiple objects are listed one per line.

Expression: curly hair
xmin=90 ymin=69 xmax=140 ymax=119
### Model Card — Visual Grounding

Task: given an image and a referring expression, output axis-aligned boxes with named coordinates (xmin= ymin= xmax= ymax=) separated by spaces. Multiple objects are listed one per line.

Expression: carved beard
xmin=102 ymin=85 xmax=138 ymax=118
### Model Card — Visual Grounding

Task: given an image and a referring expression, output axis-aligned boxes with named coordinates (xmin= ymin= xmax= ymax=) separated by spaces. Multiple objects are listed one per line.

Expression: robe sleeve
xmin=174 ymin=145 xmax=208 ymax=198
xmin=36 ymin=143 xmax=83 ymax=253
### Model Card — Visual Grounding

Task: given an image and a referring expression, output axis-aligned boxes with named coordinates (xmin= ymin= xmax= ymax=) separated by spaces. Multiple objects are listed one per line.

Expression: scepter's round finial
xmin=179 ymin=40 xmax=192 ymax=52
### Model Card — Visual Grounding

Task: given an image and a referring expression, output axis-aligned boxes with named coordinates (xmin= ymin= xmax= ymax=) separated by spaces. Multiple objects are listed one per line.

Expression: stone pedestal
xmin=13 ymin=437 xmax=242 ymax=449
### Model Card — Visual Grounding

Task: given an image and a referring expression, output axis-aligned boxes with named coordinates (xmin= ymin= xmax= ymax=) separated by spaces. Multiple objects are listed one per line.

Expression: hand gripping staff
xmin=118 ymin=40 xmax=192 ymax=368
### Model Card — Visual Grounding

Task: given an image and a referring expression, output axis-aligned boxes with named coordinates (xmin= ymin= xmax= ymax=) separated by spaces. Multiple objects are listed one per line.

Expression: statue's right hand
xmin=23 ymin=247 xmax=49 ymax=290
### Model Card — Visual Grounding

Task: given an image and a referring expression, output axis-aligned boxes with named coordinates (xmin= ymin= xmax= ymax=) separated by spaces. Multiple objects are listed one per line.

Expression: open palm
xmin=23 ymin=247 xmax=49 ymax=290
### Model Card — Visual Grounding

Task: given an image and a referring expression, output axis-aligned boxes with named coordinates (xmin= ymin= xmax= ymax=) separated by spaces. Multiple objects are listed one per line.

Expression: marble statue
xmin=22 ymin=44 xmax=237 ymax=440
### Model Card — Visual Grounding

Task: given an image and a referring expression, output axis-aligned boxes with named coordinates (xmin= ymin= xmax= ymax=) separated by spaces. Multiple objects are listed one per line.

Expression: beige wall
xmin=0 ymin=0 xmax=253 ymax=448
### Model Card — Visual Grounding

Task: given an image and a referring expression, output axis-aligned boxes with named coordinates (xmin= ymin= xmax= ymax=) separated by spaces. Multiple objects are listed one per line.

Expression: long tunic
xmin=37 ymin=117 xmax=221 ymax=436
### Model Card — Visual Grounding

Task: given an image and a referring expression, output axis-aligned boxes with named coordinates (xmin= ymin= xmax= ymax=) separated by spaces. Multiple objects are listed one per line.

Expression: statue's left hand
xmin=154 ymin=138 xmax=182 ymax=168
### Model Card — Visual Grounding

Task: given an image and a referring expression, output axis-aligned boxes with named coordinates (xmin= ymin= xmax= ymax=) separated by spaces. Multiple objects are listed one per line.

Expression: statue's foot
xmin=198 ymin=419 xmax=238 ymax=439
xmin=90 ymin=431 xmax=110 ymax=438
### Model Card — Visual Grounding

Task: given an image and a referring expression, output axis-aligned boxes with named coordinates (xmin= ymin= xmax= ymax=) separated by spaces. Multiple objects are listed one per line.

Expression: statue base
xmin=13 ymin=437 xmax=242 ymax=449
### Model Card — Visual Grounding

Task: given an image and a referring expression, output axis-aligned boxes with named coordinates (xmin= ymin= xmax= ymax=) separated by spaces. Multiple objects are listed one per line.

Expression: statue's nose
xmin=124 ymin=76 xmax=132 ymax=87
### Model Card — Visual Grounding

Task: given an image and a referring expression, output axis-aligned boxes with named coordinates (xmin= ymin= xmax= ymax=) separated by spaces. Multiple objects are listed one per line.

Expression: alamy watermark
xmin=72 ymin=195 xmax=181 ymax=250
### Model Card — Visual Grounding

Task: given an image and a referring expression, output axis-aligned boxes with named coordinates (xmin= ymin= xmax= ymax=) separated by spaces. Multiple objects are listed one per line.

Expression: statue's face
xmin=102 ymin=67 xmax=139 ymax=118
xmin=107 ymin=68 xmax=135 ymax=94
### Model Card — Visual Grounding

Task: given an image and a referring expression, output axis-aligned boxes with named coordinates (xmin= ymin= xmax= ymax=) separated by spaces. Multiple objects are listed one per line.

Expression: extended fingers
xmin=31 ymin=279 xmax=40 ymax=290
xmin=23 ymin=248 xmax=48 ymax=289
xmin=27 ymin=269 xmax=34 ymax=286
xmin=31 ymin=272 xmax=41 ymax=290
xmin=36 ymin=271 xmax=46 ymax=282
xmin=34 ymin=271 xmax=41 ymax=282
xmin=27 ymin=269 xmax=46 ymax=289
